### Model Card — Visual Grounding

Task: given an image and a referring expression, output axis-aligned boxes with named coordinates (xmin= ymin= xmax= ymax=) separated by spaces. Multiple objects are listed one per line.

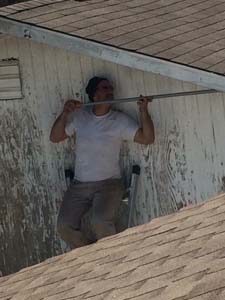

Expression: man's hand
xmin=63 ymin=100 xmax=82 ymax=114
xmin=134 ymin=95 xmax=155 ymax=145
xmin=50 ymin=100 xmax=82 ymax=143
xmin=137 ymin=95 xmax=149 ymax=112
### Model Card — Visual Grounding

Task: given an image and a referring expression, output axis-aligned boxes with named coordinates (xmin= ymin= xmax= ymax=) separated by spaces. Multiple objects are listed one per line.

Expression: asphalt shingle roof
xmin=1 ymin=193 xmax=225 ymax=300
xmin=2 ymin=0 xmax=225 ymax=76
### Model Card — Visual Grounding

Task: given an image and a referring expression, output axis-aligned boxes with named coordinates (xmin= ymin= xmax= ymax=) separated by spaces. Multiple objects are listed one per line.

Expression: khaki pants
xmin=57 ymin=178 xmax=125 ymax=249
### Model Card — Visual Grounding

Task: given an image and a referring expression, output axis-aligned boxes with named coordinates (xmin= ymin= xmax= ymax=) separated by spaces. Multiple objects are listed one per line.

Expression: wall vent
xmin=0 ymin=59 xmax=23 ymax=100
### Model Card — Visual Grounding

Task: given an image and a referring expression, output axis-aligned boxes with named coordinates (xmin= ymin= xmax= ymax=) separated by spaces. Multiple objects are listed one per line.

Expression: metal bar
xmin=128 ymin=165 xmax=140 ymax=228
xmin=83 ymin=89 xmax=219 ymax=106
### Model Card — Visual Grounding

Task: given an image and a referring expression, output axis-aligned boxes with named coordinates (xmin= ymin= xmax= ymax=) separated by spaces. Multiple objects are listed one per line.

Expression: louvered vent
xmin=0 ymin=59 xmax=23 ymax=100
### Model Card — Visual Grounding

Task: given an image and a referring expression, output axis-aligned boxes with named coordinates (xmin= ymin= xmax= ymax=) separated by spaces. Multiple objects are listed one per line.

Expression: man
xmin=50 ymin=76 xmax=154 ymax=249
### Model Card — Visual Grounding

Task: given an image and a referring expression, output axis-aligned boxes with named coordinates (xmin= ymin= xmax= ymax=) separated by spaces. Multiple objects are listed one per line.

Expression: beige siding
xmin=1 ymin=36 xmax=225 ymax=274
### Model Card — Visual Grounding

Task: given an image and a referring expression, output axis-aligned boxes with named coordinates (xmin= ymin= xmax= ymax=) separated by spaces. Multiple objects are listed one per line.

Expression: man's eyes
xmin=103 ymin=86 xmax=113 ymax=89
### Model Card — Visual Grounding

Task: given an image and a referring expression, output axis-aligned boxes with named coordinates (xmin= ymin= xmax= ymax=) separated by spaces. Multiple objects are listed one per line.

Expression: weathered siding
xmin=0 ymin=37 xmax=67 ymax=275
xmin=1 ymin=36 xmax=225 ymax=275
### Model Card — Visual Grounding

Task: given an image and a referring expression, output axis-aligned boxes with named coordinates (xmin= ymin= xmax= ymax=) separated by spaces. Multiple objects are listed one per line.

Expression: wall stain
xmin=0 ymin=107 xmax=62 ymax=275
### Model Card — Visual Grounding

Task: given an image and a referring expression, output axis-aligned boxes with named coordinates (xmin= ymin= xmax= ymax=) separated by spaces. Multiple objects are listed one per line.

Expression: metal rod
xmin=83 ymin=89 xmax=219 ymax=106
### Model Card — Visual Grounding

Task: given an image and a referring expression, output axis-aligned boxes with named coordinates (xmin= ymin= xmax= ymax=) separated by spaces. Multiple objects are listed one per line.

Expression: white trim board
xmin=1 ymin=16 xmax=225 ymax=92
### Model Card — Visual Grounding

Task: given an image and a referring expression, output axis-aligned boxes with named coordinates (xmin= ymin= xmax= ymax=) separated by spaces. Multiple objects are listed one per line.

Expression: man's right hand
xmin=63 ymin=100 xmax=82 ymax=114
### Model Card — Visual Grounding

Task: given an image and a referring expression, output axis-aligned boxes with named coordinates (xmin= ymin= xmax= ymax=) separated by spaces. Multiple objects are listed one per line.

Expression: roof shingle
xmin=1 ymin=193 xmax=225 ymax=299
xmin=2 ymin=0 xmax=225 ymax=75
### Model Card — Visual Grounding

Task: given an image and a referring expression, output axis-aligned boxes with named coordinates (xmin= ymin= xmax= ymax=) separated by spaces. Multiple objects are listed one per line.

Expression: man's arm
xmin=50 ymin=100 xmax=81 ymax=143
xmin=134 ymin=96 xmax=155 ymax=145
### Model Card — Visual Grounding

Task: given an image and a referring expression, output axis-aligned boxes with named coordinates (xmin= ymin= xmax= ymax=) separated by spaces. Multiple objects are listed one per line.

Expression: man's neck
xmin=92 ymin=105 xmax=110 ymax=116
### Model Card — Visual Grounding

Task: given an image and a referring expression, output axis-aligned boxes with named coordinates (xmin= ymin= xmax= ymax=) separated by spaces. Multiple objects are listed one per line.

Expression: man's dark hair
xmin=85 ymin=76 xmax=107 ymax=102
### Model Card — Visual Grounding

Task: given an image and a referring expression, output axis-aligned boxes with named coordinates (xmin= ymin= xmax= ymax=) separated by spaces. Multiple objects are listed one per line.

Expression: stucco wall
xmin=1 ymin=36 xmax=225 ymax=275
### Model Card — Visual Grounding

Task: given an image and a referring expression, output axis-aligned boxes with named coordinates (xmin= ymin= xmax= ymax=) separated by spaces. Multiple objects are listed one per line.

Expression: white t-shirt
xmin=65 ymin=107 xmax=139 ymax=182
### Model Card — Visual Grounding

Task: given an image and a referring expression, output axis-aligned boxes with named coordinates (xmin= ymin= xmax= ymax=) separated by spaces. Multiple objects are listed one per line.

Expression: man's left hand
xmin=138 ymin=95 xmax=149 ymax=112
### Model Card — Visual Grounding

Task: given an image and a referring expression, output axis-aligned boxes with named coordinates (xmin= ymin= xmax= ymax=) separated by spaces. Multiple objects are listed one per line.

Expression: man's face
xmin=93 ymin=80 xmax=114 ymax=102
